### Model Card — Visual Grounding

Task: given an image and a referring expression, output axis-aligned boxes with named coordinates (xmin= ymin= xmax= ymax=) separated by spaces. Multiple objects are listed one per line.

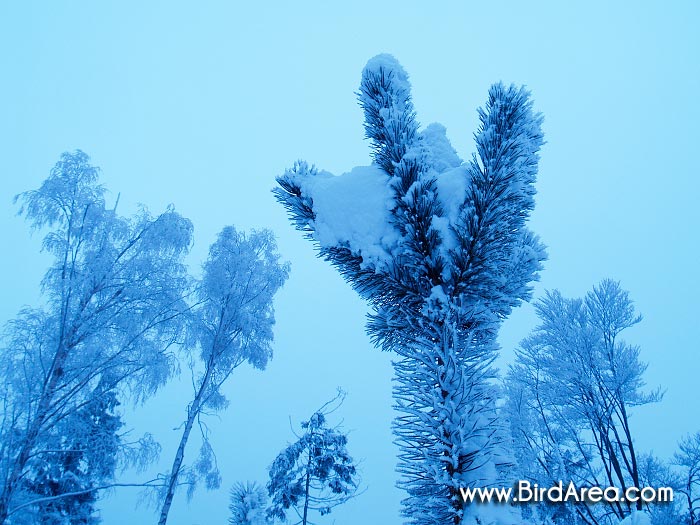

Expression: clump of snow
xmin=292 ymin=159 xmax=472 ymax=272
xmin=434 ymin=165 xmax=469 ymax=221
xmin=422 ymin=285 xmax=449 ymax=319
xmin=299 ymin=165 xmax=400 ymax=270
xmin=286 ymin=111 xmax=474 ymax=273
xmin=618 ymin=512 xmax=652 ymax=525
xmin=420 ymin=123 xmax=462 ymax=173
xmin=431 ymin=165 xmax=471 ymax=262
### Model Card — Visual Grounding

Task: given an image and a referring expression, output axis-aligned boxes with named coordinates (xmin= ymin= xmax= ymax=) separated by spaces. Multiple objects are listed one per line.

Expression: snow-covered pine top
xmin=359 ymin=54 xmax=418 ymax=176
xmin=362 ymin=53 xmax=411 ymax=107
xmin=277 ymin=55 xmax=545 ymax=316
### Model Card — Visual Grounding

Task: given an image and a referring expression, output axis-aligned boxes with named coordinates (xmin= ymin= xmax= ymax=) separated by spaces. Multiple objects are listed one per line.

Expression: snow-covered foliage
xmin=0 ymin=151 xmax=193 ymax=524
xmin=157 ymin=227 xmax=289 ymax=525
xmin=22 ymin=391 xmax=122 ymax=525
xmin=505 ymin=280 xmax=662 ymax=525
xmin=283 ymin=164 xmax=398 ymax=270
xmin=275 ymin=55 xmax=545 ymax=524
xmin=267 ymin=394 xmax=359 ymax=525
xmin=673 ymin=432 xmax=700 ymax=525
xmin=229 ymin=481 xmax=269 ymax=525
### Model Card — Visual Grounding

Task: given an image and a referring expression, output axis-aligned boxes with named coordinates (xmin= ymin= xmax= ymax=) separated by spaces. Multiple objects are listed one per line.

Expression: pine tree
xmin=267 ymin=393 xmax=359 ymax=525
xmin=275 ymin=55 xmax=545 ymax=524
xmin=229 ymin=482 xmax=269 ymax=525
xmin=27 ymin=390 xmax=122 ymax=525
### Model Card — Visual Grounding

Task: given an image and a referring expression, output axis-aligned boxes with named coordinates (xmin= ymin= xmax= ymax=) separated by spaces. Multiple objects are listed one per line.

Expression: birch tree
xmin=0 ymin=151 xmax=193 ymax=524
xmin=674 ymin=433 xmax=700 ymax=525
xmin=505 ymin=280 xmax=661 ymax=525
xmin=157 ymin=227 xmax=289 ymax=525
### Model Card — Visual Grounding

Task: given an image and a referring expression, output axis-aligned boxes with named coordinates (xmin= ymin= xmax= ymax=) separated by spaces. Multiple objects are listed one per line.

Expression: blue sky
xmin=1 ymin=2 xmax=699 ymax=524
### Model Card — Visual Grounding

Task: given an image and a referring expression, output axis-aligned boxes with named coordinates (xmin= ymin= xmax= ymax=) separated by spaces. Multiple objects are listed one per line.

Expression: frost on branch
xmin=0 ymin=151 xmax=193 ymax=524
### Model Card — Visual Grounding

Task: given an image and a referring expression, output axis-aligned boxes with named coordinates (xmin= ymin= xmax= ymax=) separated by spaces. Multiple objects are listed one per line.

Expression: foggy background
xmin=1 ymin=2 xmax=698 ymax=523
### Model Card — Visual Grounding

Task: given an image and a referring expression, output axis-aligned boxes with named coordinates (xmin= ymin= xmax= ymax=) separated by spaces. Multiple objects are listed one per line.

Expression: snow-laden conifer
xmin=275 ymin=55 xmax=545 ymax=524
xmin=229 ymin=481 xmax=269 ymax=525
xmin=266 ymin=392 xmax=359 ymax=525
